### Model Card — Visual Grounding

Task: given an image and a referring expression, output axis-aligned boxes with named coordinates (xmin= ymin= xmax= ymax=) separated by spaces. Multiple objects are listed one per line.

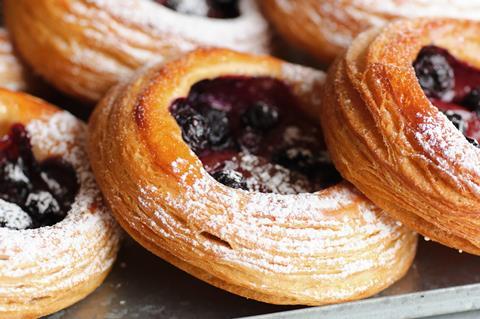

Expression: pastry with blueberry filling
xmin=88 ymin=48 xmax=417 ymax=306
xmin=0 ymin=89 xmax=120 ymax=318
xmin=4 ymin=0 xmax=270 ymax=102
xmin=322 ymin=18 xmax=480 ymax=256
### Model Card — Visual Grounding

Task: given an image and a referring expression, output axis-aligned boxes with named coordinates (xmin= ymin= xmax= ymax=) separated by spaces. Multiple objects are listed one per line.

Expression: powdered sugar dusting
xmin=220 ymin=152 xmax=313 ymax=194
xmin=171 ymin=0 xmax=209 ymax=17
xmin=0 ymin=112 xmax=120 ymax=310
xmin=282 ymin=63 xmax=325 ymax=105
xmin=133 ymin=153 xmax=415 ymax=300
xmin=414 ymin=111 xmax=480 ymax=194
xmin=351 ymin=0 xmax=480 ymax=20
xmin=3 ymin=162 xmax=29 ymax=183
xmin=275 ymin=0 xmax=480 ymax=49
xmin=78 ymin=0 xmax=269 ymax=53
xmin=0 ymin=199 xmax=32 ymax=230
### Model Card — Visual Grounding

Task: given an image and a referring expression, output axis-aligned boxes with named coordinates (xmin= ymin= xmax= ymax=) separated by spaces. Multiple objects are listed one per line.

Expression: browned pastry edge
xmin=1 ymin=271 xmax=111 ymax=319
xmin=260 ymin=0 xmax=346 ymax=64
xmin=260 ymin=0 xmax=480 ymax=64
xmin=321 ymin=18 xmax=480 ymax=255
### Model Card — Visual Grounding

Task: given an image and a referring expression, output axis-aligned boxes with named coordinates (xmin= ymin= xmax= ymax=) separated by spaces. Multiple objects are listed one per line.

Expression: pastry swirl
xmin=4 ymin=0 xmax=270 ymax=102
xmin=261 ymin=0 xmax=480 ymax=64
xmin=88 ymin=48 xmax=417 ymax=305
xmin=321 ymin=18 xmax=480 ymax=255
xmin=0 ymin=90 xmax=121 ymax=319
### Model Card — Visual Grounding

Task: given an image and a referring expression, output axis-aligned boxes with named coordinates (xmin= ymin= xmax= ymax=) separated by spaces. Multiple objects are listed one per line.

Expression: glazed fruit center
xmin=170 ymin=76 xmax=341 ymax=194
xmin=0 ymin=124 xmax=79 ymax=230
xmin=155 ymin=0 xmax=240 ymax=19
xmin=414 ymin=45 xmax=480 ymax=145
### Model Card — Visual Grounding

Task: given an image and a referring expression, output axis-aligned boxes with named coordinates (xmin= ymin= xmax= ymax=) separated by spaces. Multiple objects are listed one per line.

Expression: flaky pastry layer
xmin=4 ymin=0 xmax=270 ymax=102
xmin=321 ymin=18 xmax=480 ymax=255
xmin=88 ymin=48 xmax=417 ymax=305
xmin=0 ymin=90 xmax=121 ymax=319
xmin=261 ymin=0 xmax=480 ymax=64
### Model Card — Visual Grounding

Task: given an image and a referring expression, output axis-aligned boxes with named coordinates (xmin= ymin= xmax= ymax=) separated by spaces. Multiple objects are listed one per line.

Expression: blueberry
xmin=25 ymin=191 xmax=61 ymax=216
xmin=182 ymin=114 xmax=210 ymax=152
xmin=315 ymin=163 xmax=343 ymax=187
xmin=40 ymin=157 xmax=79 ymax=211
xmin=154 ymin=0 xmax=178 ymax=10
xmin=211 ymin=169 xmax=248 ymax=190
xmin=413 ymin=47 xmax=454 ymax=100
xmin=200 ymin=107 xmax=234 ymax=150
xmin=0 ymin=165 xmax=31 ymax=205
xmin=172 ymin=101 xmax=210 ymax=152
xmin=242 ymin=102 xmax=279 ymax=131
xmin=156 ymin=0 xmax=239 ymax=18
xmin=211 ymin=0 xmax=237 ymax=5
xmin=24 ymin=190 xmax=66 ymax=227
xmin=443 ymin=110 xmax=467 ymax=134
xmin=273 ymin=147 xmax=319 ymax=173
xmin=208 ymin=0 xmax=239 ymax=18
xmin=467 ymin=137 xmax=480 ymax=148
xmin=0 ymin=124 xmax=79 ymax=229
xmin=462 ymin=87 xmax=480 ymax=113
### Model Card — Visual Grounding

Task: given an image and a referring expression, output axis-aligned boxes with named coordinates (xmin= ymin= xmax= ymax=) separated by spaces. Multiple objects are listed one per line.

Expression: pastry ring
xmin=321 ymin=18 xmax=480 ymax=255
xmin=88 ymin=48 xmax=417 ymax=305
xmin=4 ymin=0 xmax=270 ymax=102
xmin=260 ymin=0 xmax=480 ymax=64
xmin=0 ymin=90 xmax=120 ymax=318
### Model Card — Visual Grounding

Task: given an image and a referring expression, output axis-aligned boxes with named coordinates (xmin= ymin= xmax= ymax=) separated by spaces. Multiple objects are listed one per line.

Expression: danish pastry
xmin=260 ymin=0 xmax=480 ymax=64
xmin=321 ymin=18 xmax=480 ymax=255
xmin=4 ymin=0 xmax=270 ymax=102
xmin=88 ymin=48 xmax=417 ymax=305
xmin=0 ymin=90 xmax=120 ymax=318
xmin=0 ymin=28 xmax=29 ymax=91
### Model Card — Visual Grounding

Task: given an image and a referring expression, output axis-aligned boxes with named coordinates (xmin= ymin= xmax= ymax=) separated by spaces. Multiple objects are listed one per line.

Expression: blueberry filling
xmin=413 ymin=46 xmax=480 ymax=146
xmin=273 ymin=147 xmax=328 ymax=175
xmin=211 ymin=169 xmax=248 ymax=190
xmin=462 ymin=87 xmax=480 ymax=113
xmin=242 ymin=102 xmax=279 ymax=131
xmin=155 ymin=0 xmax=240 ymax=19
xmin=0 ymin=124 xmax=79 ymax=229
xmin=414 ymin=46 xmax=455 ymax=100
xmin=172 ymin=102 xmax=210 ymax=152
xmin=170 ymin=76 xmax=341 ymax=194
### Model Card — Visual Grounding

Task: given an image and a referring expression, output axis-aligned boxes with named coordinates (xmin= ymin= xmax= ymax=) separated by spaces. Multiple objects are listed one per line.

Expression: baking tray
xmin=44 ymin=236 xmax=480 ymax=319
xmin=1 ymin=4 xmax=476 ymax=319
xmin=41 ymin=38 xmax=480 ymax=319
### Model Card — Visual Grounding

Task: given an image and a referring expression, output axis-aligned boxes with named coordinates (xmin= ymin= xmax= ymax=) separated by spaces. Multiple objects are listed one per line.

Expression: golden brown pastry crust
xmin=4 ymin=0 xmax=270 ymax=102
xmin=0 ymin=90 xmax=121 ymax=319
xmin=321 ymin=18 xmax=480 ymax=256
xmin=260 ymin=0 xmax=480 ymax=64
xmin=0 ymin=28 xmax=29 ymax=91
xmin=88 ymin=48 xmax=417 ymax=305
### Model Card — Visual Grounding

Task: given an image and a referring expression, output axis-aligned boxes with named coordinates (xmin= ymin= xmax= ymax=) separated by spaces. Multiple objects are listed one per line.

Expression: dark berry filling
xmin=414 ymin=46 xmax=480 ymax=146
xmin=155 ymin=0 xmax=240 ymax=19
xmin=170 ymin=76 xmax=341 ymax=194
xmin=0 ymin=124 xmax=79 ymax=230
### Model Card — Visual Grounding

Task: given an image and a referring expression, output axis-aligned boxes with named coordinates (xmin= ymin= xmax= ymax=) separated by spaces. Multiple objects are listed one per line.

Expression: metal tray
xmin=2 ymin=4 xmax=475 ymax=317
xmin=45 ymin=237 xmax=480 ymax=319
